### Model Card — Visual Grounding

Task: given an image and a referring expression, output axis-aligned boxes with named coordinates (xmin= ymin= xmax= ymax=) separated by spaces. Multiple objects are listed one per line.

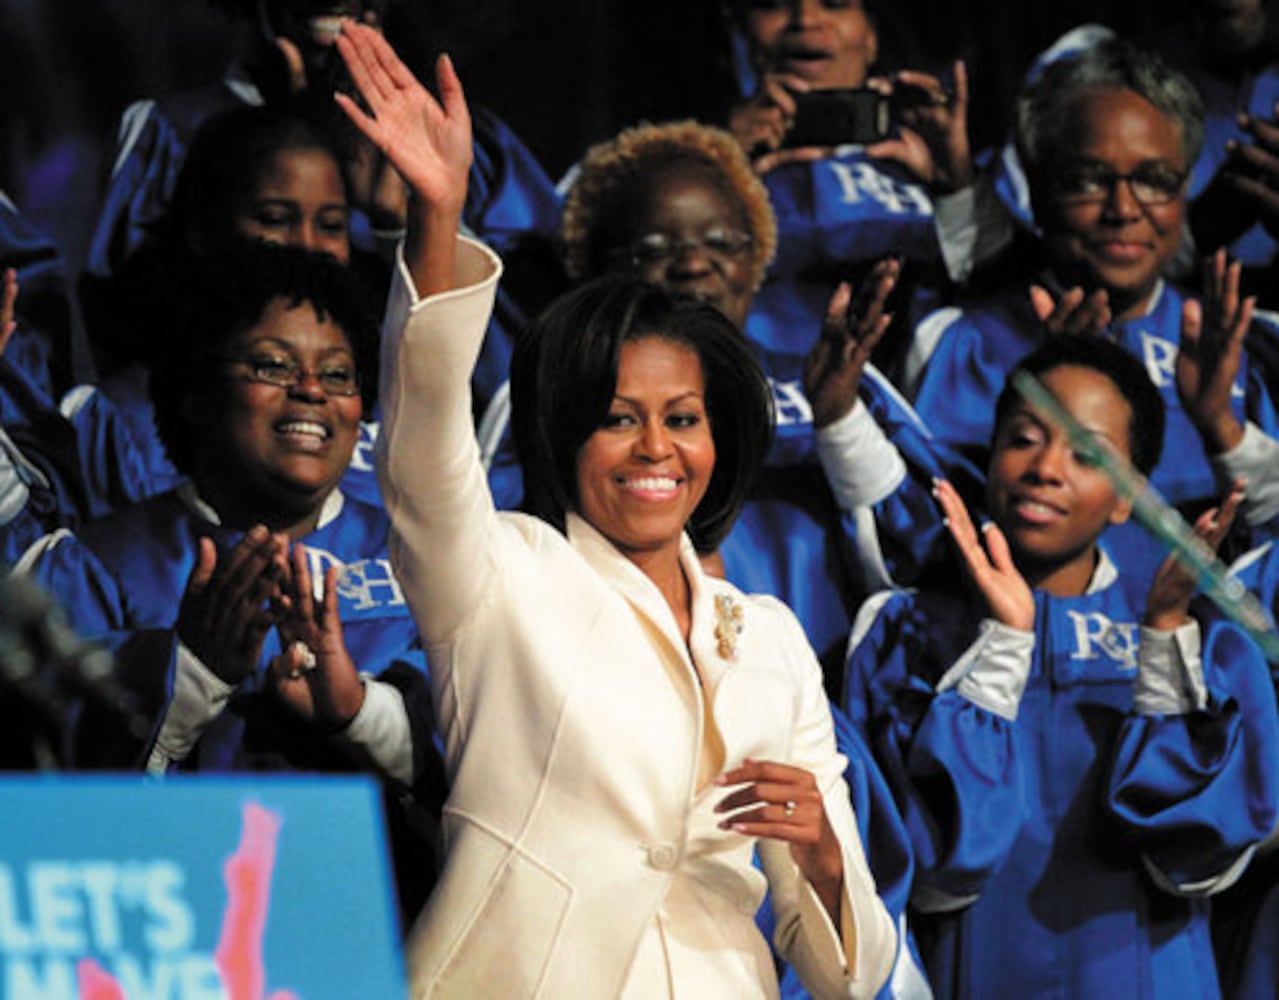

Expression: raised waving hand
xmin=803 ymin=257 xmax=899 ymax=429
xmin=334 ymin=20 xmax=471 ymax=295
xmin=934 ymin=478 xmax=1035 ymax=631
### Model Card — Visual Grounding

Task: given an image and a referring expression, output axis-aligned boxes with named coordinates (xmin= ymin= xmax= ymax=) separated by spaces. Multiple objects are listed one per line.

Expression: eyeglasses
xmin=1050 ymin=162 xmax=1188 ymax=206
xmin=612 ymin=228 xmax=753 ymax=269
xmin=218 ymin=356 xmax=361 ymax=396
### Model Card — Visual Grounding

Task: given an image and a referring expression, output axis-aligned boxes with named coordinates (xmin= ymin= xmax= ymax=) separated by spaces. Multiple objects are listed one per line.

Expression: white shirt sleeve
xmin=814 ymin=400 xmax=908 ymax=510
xmin=145 ymin=642 xmax=234 ymax=774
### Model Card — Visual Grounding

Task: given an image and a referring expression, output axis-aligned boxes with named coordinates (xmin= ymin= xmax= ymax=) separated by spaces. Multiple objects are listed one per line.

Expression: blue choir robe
xmin=24 ymin=485 xmax=437 ymax=780
xmin=0 ymin=190 xmax=74 ymax=397
xmin=843 ymin=552 xmax=1279 ymax=999
xmin=1210 ymin=541 xmax=1279 ymax=1000
xmin=0 ymin=351 xmax=154 ymax=565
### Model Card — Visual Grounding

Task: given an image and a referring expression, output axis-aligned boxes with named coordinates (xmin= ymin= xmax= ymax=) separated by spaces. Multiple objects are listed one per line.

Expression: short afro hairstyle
xmin=993 ymin=336 xmax=1166 ymax=476
xmin=560 ymin=119 xmax=777 ymax=291
xmin=151 ymin=242 xmax=379 ymax=476
xmin=511 ymin=275 xmax=775 ymax=554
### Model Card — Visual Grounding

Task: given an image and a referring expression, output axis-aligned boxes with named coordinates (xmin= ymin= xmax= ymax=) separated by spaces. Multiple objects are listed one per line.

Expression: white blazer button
xmin=647 ymin=844 xmax=678 ymax=871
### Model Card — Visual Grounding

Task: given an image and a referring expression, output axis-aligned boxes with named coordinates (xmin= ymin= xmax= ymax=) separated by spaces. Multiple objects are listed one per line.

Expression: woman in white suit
xmin=314 ymin=21 xmax=896 ymax=999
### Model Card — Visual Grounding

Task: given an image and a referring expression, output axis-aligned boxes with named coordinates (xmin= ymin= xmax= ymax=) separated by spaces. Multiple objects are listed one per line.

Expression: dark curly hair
xmin=151 ymin=243 xmax=378 ymax=476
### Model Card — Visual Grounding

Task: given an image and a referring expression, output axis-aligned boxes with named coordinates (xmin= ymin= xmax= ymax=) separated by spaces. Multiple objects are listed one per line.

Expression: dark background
xmin=1 ymin=0 xmax=1195 ymax=291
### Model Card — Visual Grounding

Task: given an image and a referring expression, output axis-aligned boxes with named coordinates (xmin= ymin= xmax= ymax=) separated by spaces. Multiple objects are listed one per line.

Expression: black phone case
xmin=782 ymin=88 xmax=891 ymax=148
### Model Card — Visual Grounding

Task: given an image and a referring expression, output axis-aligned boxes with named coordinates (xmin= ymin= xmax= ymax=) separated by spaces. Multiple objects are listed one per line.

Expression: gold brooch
xmin=714 ymin=594 xmax=745 ymax=660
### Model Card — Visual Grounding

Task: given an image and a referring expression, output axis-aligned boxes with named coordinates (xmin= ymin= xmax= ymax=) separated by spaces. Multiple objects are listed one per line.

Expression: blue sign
xmin=0 ymin=774 xmax=406 ymax=999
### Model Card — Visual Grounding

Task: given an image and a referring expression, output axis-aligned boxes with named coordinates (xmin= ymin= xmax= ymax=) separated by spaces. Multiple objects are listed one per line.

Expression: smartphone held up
xmin=781 ymin=84 xmax=938 ymax=149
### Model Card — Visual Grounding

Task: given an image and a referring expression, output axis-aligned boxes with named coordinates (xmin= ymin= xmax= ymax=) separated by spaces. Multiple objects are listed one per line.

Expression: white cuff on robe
xmin=1134 ymin=621 xmax=1207 ymax=715
xmin=936 ymin=618 xmax=1035 ymax=721
xmin=1213 ymin=422 xmax=1279 ymax=526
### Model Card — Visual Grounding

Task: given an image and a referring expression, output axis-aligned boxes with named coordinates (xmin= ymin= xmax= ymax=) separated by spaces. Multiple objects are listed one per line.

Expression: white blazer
xmin=376 ymin=237 xmax=896 ymax=999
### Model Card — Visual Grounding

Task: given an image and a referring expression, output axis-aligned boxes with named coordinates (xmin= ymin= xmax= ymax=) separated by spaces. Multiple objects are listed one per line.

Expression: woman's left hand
xmin=334 ymin=21 xmax=471 ymax=218
xmin=715 ymin=759 xmax=844 ymax=911
xmin=268 ymin=543 xmax=365 ymax=729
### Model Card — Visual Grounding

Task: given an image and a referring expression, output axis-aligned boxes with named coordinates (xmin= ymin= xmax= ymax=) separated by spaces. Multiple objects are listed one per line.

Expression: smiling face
xmin=739 ymin=0 xmax=878 ymax=90
xmin=615 ymin=160 xmax=757 ymax=330
xmin=199 ymin=296 xmax=363 ymax=526
xmin=234 ymin=147 xmax=351 ymax=264
xmin=575 ymin=337 xmax=716 ymax=566
xmin=1036 ymin=87 xmax=1188 ymax=321
xmin=986 ymin=365 xmax=1134 ymax=596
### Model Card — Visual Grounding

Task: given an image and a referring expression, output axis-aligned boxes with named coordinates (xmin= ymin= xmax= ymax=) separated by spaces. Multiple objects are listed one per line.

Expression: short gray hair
xmin=1015 ymin=38 xmax=1204 ymax=185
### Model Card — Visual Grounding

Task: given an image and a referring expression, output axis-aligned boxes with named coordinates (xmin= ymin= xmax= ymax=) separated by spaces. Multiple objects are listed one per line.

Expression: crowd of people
xmin=3 ymin=1 xmax=1279 ymax=998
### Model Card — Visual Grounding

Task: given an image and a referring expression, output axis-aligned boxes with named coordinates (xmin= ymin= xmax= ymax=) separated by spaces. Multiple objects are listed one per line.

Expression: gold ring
xmin=783 ymin=800 xmax=797 ymax=818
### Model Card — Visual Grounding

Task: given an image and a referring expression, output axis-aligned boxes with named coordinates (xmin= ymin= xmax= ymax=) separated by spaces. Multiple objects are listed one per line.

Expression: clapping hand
xmin=934 ymin=478 xmax=1035 ymax=631
xmin=803 ymin=257 xmax=899 ymax=428
xmin=1208 ymin=104 xmax=1279 ymax=243
xmin=268 ymin=542 xmax=365 ymax=729
xmin=1029 ymin=283 xmax=1112 ymax=338
xmin=177 ymin=526 xmax=289 ymax=685
xmin=1144 ymin=482 xmax=1245 ymax=631
xmin=1177 ymin=249 xmax=1252 ymax=454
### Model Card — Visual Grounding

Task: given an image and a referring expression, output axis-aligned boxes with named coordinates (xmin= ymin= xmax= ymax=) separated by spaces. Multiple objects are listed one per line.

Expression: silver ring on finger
xmin=289 ymin=639 xmax=318 ymax=672
xmin=783 ymin=799 xmax=797 ymax=819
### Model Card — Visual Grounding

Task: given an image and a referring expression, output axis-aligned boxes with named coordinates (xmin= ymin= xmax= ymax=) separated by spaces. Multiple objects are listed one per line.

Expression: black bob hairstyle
xmin=993 ymin=336 xmax=1166 ymax=477
xmin=151 ymin=242 xmax=379 ymax=476
xmin=510 ymin=276 xmax=775 ymax=554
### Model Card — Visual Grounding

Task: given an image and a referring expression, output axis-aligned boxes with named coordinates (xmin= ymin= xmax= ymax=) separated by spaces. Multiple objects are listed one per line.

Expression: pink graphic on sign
xmin=76 ymin=801 xmax=298 ymax=1000
xmin=75 ymin=958 xmax=126 ymax=1000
